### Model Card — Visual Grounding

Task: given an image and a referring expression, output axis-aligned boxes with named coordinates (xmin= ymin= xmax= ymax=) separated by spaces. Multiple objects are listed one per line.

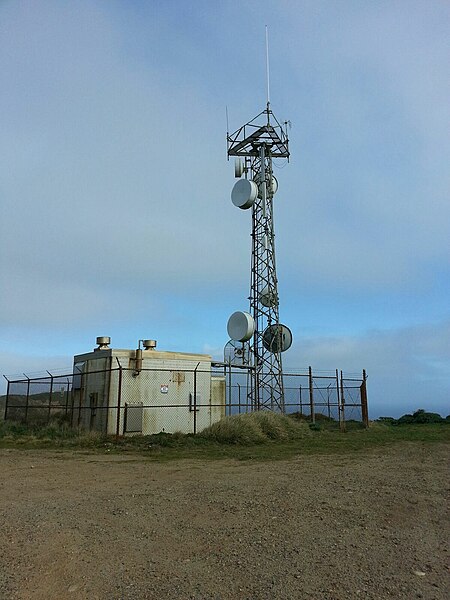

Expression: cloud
xmin=2 ymin=0 xmax=448 ymax=314
xmin=0 ymin=0 xmax=251 ymax=329
xmin=275 ymin=0 xmax=450 ymax=289
xmin=285 ymin=319 xmax=450 ymax=418
xmin=0 ymin=351 xmax=72 ymax=386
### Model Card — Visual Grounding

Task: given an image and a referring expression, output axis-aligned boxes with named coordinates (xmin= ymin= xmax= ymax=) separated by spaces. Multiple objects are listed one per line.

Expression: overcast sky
xmin=1 ymin=0 xmax=449 ymax=417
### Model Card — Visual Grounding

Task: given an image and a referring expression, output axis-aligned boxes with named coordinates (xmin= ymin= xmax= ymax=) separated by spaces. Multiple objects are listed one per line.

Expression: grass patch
xmin=0 ymin=413 xmax=448 ymax=461
xmin=199 ymin=411 xmax=311 ymax=444
xmin=0 ymin=420 xmax=103 ymax=449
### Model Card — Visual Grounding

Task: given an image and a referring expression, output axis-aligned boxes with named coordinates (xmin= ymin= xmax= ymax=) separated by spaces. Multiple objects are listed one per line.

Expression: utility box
xmin=72 ymin=339 xmax=225 ymax=435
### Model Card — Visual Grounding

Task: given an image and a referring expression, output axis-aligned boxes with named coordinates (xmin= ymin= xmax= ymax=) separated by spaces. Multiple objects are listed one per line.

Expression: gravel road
xmin=0 ymin=443 xmax=448 ymax=600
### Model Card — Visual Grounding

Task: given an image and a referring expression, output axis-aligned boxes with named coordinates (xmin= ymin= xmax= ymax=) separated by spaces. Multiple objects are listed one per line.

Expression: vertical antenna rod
xmin=265 ymin=25 xmax=270 ymax=108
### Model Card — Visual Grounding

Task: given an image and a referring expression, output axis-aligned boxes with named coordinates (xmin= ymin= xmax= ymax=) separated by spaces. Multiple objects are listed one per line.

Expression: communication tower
xmin=226 ymin=96 xmax=292 ymax=411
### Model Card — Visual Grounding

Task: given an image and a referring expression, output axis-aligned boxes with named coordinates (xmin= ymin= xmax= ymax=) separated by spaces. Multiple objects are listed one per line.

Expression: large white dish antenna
xmin=262 ymin=324 xmax=292 ymax=353
xmin=259 ymin=285 xmax=278 ymax=307
xmin=231 ymin=179 xmax=258 ymax=210
xmin=227 ymin=311 xmax=255 ymax=342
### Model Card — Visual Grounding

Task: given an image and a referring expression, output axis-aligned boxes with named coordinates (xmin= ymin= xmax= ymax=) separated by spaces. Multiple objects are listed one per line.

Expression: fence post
xmin=335 ymin=369 xmax=340 ymax=427
xmin=24 ymin=375 xmax=30 ymax=424
xmin=4 ymin=377 xmax=10 ymax=420
xmin=47 ymin=372 xmax=54 ymax=424
xmin=70 ymin=373 xmax=77 ymax=427
xmin=227 ymin=360 xmax=232 ymax=417
xmin=308 ymin=366 xmax=315 ymax=423
xmin=339 ymin=370 xmax=346 ymax=432
xmin=237 ymin=383 xmax=241 ymax=414
xmin=77 ymin=369 xmax=84 ymax=428
xmin=193 ymin=362 xmax=200 ymax=435
xmin=65 ymin=378 xmax=70 ymax=417
xmin=327 ymin=383 xmax=332 ymax=419
xmin=116 ymin=363 xmax=123 ymax=439
xmin=361 ymin=369 xmax=369 ymax=427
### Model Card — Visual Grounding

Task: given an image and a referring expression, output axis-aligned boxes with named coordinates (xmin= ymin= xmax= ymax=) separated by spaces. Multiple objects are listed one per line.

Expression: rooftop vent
xmin=142 ymin=339 xmax=157 ymax=351
xmin=95 ymin=336 xmax=111 ymax=351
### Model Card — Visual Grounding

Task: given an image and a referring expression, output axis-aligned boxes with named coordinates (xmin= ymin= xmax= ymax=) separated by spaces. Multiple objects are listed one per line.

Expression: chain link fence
xmin=4 ymin=365 xmax=368 ymax=433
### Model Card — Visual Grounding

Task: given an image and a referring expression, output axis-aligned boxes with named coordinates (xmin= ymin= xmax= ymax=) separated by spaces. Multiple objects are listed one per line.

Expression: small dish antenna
xmin=262 ymin=324 xmax=292 ymax=353
xmin=231 ymin=179 xmax=258 ymax=210
xmin=259 ymin=285 xmax=278 ymax=307
xmin=227 ymin=311 xmax=255 ymax=342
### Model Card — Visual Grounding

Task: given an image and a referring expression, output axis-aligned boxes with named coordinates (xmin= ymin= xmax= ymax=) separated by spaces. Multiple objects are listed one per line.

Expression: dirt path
xmin=0 ymin=443 xmax=448 ymax=600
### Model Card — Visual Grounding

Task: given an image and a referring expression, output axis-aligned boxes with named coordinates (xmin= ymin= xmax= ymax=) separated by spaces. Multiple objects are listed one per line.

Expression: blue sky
xmin=1 ymin=0 xmax=449 ymax=417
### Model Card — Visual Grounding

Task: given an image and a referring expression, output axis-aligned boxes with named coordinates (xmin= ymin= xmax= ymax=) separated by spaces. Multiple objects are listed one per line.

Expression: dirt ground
xmin=0 ymin=443 xmax=448 ymax=600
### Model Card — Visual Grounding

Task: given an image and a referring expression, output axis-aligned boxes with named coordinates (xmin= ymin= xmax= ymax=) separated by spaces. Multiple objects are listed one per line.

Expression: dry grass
xmin=199 ymin=411 xmax=311 ymax=444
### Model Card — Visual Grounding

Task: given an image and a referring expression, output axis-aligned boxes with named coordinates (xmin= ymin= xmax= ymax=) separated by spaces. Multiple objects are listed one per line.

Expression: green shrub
xmin=309 ymin=422 xmax=321 ymax=431
xmin=397 ymin=414 xmax=414 ymax=424
xmin=397 ymin=409 xmax=445 ymax=425
xmin=412 ymin=409 xmax=443 ymax=423
xmin=0 ymin=421 xmax=30 ymax=438
xmin=376 ymin=417 xmax=397 ymax=423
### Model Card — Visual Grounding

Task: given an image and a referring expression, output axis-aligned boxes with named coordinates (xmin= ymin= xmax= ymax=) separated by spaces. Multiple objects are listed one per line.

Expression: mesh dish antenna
xmin=224 ymin=339 xmax=251 ymax=366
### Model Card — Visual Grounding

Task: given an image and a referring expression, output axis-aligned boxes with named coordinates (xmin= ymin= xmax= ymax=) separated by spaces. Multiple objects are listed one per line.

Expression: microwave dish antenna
xmin=262 ymin=324 xmax=292 ymax=354
xmin=227 ymin=311 xmax=255 ymax=342
xmin=259 ymin=285 xmax=278 ymax=308
xmin=231 ymin=179 xmax=258 ymax=210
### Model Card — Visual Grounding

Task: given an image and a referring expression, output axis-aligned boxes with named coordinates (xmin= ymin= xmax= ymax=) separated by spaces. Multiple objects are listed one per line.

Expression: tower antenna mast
xmin=226 ymin=31 xmax=292 ymax=411
xmin=265 ymin=25 xmax=270 ymax=108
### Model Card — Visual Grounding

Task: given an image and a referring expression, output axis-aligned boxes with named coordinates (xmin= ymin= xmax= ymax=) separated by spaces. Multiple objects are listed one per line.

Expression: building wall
xmin=73 ymin=349 xmax=225 ymax=435
xmin=72 ymin=354 xmax=110 ymax=433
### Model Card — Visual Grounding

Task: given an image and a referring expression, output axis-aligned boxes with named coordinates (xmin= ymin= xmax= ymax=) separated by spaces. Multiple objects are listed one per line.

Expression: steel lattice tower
xmin=227 ymin=103 xmax=291 ymax=411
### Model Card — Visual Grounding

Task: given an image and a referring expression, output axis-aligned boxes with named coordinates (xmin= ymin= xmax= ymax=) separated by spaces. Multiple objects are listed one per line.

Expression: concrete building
xmin=72 ymin=338 xmax=225 ymax=435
